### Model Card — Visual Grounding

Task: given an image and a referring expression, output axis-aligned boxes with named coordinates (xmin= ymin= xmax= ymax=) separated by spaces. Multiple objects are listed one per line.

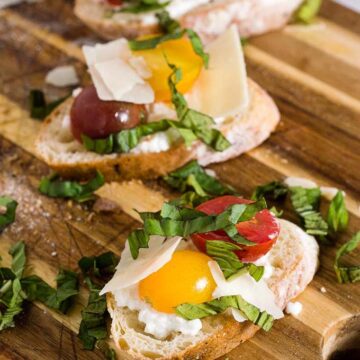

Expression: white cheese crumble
xmin=285 ymin=301 xmax=303 ymax=317
xmin=45 ymin=65 xmax=79 ymax=87
xmin=320 ymin=287 xmax=327 ymax=293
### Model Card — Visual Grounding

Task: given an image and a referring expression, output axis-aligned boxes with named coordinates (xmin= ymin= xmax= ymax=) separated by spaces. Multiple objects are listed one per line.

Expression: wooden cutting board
xmin=0 ymin=1 xmax=360 ymax=359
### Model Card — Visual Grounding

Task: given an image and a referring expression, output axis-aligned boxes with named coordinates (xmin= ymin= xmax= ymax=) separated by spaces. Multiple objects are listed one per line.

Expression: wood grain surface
xmin=0 ymin=1 xmax=360 ymax=359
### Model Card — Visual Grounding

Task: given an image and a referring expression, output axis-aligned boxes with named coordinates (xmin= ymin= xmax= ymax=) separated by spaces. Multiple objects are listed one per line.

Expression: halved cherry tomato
xmin=190 ymin=195 xmax=279 ymax=262
xmin=106 ymin=0 xmax=122 ymax=6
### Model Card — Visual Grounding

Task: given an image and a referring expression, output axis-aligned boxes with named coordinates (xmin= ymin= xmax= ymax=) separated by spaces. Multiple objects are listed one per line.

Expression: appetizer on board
xmin=36 ymin=26 xmax=280 ymax=181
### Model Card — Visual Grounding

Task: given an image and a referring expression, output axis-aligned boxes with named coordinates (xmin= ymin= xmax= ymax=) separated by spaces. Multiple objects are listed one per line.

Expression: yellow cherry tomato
xmin=139 ymin=250 xmax=216 ymax=314
xmin=135 ymin=37 xmax=203 ymax=102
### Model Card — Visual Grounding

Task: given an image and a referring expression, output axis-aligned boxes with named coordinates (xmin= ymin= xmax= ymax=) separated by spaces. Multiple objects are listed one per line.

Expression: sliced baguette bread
xmin=35 ymin=78 xmax=280 ymax=181
xmin=75 ymin=0 xmax=303 ymax=42
xmin=107 ymin=219 xmax=319 ymax=359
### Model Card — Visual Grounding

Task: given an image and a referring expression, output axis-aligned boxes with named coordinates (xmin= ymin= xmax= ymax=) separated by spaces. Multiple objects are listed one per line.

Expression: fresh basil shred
xmin=164 ymin=160 xmax=235 ymax=197
xmin=289 ymin=186 xmax=328 ymax=237
xmin=129 ymin=199 xmax=267 ymax=259
xmin=0 ymin=196 xmax=18 ymax=232
xmin=156 ymin=9 xmax=181 ymax=33
xmin=22 ymin=270 xmax=79 ymax=314
xmin=334 ymin=232 xmax=360 ymax=284
xmin=119 ymin=0 xmax=169 ymax=14
xmin=327 ymin=191 xmax=349 ymax=233
xmin=39 ymin=171 xmax=105 ymax=202
xmin=251 ymin=181 xmax=288 ymax=201
xmin=295 ymin=0 xmax=323 ymax=24
xmin=78 ymin=251 xmax=118 ymax=356
xmin=176 ymin=295 xmax=273 ymax=331
xmin=206 ymin=240 xmax=264 ymax=281
xmin=0 ymin=241 xmax=26 ymax=330
xmin=29 ymin=89 xmax=69 ymax=120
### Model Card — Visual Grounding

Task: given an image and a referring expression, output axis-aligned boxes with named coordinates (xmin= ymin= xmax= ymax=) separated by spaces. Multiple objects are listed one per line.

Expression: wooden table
xmin=0 ymin=1 xmax=360 ymax=359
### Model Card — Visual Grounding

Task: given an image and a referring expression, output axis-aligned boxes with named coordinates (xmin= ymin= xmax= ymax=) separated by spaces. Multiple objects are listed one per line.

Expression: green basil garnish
xmin=22 ymin=270 xmax=79 ymax=314
xmin=251 ymin=181 xmax=288 ymax=201
xmin=334 ymin=232 xmax=360 ymax=284
xmin=176 ymin=295 xmax=273 ymax=331
xmin=78 ymin=277 xmax=109 ymax=350
xmin=0 ymin=196 xmax=18 ymax=232
xmin=295 ymin=0 xmax=322 ymax=24
xmin=29 ymin=89 xmax=69 ymax=120
xmin=206 ymin=240 xmax=264 ymax=281
xmin=129 ymin=198 xmax=267 ymax=259
xmin=39 ymin=171 xmax=105 ymax=202
xmin=0 ymin=242 xmax=26 ymax=331
xmin=156 ymin=9 xmax=181 ymax=33
xmin=327 ymin=191 xmax=349 ymax=233
xmin=164 ymin=160 xmax=235 ymax=197
xmin=119 ymin=0 xmax=170 ymax=14
xmin=78 ymin=252 xmax=119 ymax=279
xmin=78 ymin=251 xmax=118 ymax=356
xmin=289 ymin=186 xmax=328 ymax=237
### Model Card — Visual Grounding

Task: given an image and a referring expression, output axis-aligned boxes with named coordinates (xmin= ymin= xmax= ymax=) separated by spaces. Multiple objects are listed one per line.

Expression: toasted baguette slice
xmin=107 ymin=219 xmax=319 ymax=360
xmin=75 ymin=0 xmax=302 ymax=42
xmin=35 ymin=79 xmax=280 ymax=181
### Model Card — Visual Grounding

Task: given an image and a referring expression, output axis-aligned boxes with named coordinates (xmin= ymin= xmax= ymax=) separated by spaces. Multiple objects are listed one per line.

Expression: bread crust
xmin=35 ymin=79 xmax=280 ymax=181
xmin=74 ymin=0 xmax=302 ymax=42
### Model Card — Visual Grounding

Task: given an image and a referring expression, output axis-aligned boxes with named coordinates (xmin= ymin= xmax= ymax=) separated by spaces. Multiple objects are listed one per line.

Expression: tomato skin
xmin=191 ymin=196 xmax=279 ymax=262
xmin=106 ymin=0 xmax=122 ymax=6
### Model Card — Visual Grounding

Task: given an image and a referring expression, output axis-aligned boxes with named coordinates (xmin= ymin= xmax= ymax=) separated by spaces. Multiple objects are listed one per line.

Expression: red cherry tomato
xmin=70 ymin=85 xmax=147 ymax=142
xmin=106 ymin=0 xmax=123 ymax=6
xmin=190 ymin=195 xmax=279 ymax=262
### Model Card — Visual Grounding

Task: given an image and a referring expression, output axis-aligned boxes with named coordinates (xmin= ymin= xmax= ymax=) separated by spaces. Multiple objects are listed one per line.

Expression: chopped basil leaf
xmin=0 ymin=196 xmax=18 ymax=232
xmin=39 ymin=171 xmax=105 ymax=202
xmin=176 ymin=295 xmax=273 ymax=331
xmin=0 ymin=241 xmax=27 ymax=331
xmin=22 ymin=269 xmax=79 ymax=314
xmin=252 ymin=181 xmax=288 ymax=201
xmin=295 ymin=0 xmax=322 ymax=24
xmin=29 ymin=89 xmax=69 ymax=120
xmin=9 ymin=242 xmax=26 ymax=279
xmin=156 ymin=10 xmax=181 ymax=33
xmin=168 ymin=64 xmax=230 ymax=151
xmin=206 ymin=240 xmax=264 ymax=281
xmin=79 ymin=252 xmax=119 ymax=280
xmin=78 ymin=277 xmax=108 ymax=350
xmin=334 ymin=232 xmax=360 ymax=284
xmin=169 ymin=191 xmax=212 ymax=208
xmin=119 ymin=0 xmax=169 ymax=14
xmin=164 ymin=160 xmax=235 ymax=197
xmin=129 ymin=199 xmax=266 ymax=259
xmin=0 ymin=279 xmax=26 ymax=331
xmin=289 ymin=186 xmax=328 ymax=237
xmin=327 ymin=191 xmax=349 ymax=233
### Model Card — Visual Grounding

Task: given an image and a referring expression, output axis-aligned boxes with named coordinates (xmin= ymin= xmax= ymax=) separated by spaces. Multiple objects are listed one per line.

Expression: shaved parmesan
xmin=188 ymin=25 xmax=249 ymax=118
xmin=82 ymin=39 xmax=154 ymax=104
xmin=209 ymin=261 xmax=283 ymax=320
xmin=100 ymin=236 xmax=181 ymax=295
xmin=45 ymin=65 xmax=79 ymax=88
